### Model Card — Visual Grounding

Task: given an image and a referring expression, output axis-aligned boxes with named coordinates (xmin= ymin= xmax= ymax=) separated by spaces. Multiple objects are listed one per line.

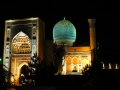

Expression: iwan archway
xmin=10 ymin=31 xmax=31 ymax=86
xmin=3 ymin=17 xmax=45 ymax=86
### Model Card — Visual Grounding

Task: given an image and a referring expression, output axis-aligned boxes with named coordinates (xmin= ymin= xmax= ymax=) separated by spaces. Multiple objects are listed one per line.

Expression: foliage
xmin=19 ymin=52 xmax=59 ymax=86
xmin=53 ymin=43 xmax=66 ymax=74
xmin=0 ymin=64 xmax=12 ymax=89
xmin=36 ymin=61 xmax=57 ymax=76
xmin=19 ymin=53 xmax=40 ymax=85
xmin=82 ymin=60 xmax=103 ymax=76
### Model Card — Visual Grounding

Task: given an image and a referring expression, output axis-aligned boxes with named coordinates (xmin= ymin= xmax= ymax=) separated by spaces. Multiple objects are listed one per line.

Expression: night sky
xmin=0 ymin=1 xmax=120 ymax=63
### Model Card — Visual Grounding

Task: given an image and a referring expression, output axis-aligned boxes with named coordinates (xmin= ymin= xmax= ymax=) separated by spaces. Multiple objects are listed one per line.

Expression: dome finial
xmin=64 ymin=17 xmax=65 ymax=20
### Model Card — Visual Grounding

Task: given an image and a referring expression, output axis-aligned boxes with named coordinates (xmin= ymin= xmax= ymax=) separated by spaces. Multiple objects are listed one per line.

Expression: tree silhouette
xmin=28 ymin=53 xmax=40 ymax=85
xmin=53 ymin=43 xmax=66 ymax=75
xmin=0 ymin=64 xmax=12 ymax=90
xmin=82 ymin=60 xmax=103 ymax=76
xmin=19 ymin=53 xmax=40 ymax=85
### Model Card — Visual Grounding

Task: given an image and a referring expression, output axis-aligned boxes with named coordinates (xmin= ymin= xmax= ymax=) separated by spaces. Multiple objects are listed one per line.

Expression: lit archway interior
xmin=63 ymin=52 xmax=91 ymax=75
xmin=10 ymin=31 xmax=31 ymax=86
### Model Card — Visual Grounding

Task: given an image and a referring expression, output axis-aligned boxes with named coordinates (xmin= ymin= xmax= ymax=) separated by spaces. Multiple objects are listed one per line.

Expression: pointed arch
xmin=67 ymin=65 xmax=72 ymax=72
xmin=73 ymin=57 xmax=79 ymax=64
xmin=18 ymin=62 xmax=28 ymax=77
xmin=11 ymin=31 xmax=31 ymax=54
xmin=66 ymin=56 xmax=71 ymax=64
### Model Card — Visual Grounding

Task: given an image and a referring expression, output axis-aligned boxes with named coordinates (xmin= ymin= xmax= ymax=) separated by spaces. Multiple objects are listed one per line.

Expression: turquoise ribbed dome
xmin=53 ymin=18 xmax=76 ymax=46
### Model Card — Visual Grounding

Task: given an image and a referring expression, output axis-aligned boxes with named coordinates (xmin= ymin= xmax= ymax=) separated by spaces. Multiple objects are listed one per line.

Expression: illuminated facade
xmin=53 ymin=18 xmax=96 ymax=74
xmin=3 ymin=17 xmax=96 ymax=85
xmin=3 ymin=18 xmax=45 ymax=86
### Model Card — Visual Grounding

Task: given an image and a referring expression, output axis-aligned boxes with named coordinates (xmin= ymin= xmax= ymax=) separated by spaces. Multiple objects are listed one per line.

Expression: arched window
xmin=66 ymin=56 xmax=71 ymax=64
xmin=73 ymin=57 xmax=79 ymax=64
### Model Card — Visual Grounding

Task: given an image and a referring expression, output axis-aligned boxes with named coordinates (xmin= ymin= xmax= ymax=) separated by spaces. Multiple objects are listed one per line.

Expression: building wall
xmin=3 ymin=17 xmax=45 ymax=86
xmin=63 ymin=49 xmax=91 ymax=74
xmin=44 ymin=40 xmax=53 ymax=65
xmin=38 ymin=18 xmax=45 ymax=62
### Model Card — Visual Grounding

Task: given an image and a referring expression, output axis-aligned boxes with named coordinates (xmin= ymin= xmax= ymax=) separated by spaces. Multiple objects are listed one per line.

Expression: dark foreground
xmin=2 ymin=69 xmax=120 ymax=90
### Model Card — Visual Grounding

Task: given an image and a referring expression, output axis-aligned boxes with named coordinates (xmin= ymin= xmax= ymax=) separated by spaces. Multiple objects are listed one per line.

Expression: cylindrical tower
xmin=88 ymin=19 xmax=97 ymax=60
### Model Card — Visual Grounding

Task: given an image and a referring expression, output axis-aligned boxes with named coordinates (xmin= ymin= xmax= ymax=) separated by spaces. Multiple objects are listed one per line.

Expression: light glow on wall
xmin=101 ymin=62 xmax=105 ymax=69
xmin=116 ymin=64 xmax=118 ymax=69
xmin=65 ymin=51 xmax=91 ymax=74
xmin=109 ymin=63 xmax=111 ymax=69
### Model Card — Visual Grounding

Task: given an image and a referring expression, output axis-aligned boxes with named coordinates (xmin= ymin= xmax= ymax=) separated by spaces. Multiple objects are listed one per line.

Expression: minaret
xmin=88 ymin=19 xmax=97 ymax=60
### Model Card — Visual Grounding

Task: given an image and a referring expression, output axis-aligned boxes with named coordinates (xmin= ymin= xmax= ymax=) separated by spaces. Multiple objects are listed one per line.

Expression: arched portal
xmin=10 ymin=31 xmax=31 ymax=86
xmin=19 ymin=64 xmax=28 ymax=85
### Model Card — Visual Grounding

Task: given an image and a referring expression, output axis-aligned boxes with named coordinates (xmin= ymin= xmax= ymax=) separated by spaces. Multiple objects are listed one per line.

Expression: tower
xmin=88 ymin=19 xmax=97 ymax=60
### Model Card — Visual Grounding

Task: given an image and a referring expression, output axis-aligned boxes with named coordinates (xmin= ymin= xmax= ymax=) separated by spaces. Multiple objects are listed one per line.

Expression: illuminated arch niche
xmin=12 ymin=31 xmax=30 ymax=54
xmin=10 ymin=31 xmax=31 ymax=86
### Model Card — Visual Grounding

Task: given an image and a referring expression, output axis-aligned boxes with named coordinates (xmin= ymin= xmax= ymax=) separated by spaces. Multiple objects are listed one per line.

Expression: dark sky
xmin=0 ymin=1 xmax=120 ymax=63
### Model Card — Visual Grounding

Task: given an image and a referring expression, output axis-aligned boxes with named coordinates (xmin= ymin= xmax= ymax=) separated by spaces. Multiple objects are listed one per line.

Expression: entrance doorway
xmin=19 ymin=65 xmax=29 ymax=84
xmin=10 ymin=31 xmax=31 ymax=86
